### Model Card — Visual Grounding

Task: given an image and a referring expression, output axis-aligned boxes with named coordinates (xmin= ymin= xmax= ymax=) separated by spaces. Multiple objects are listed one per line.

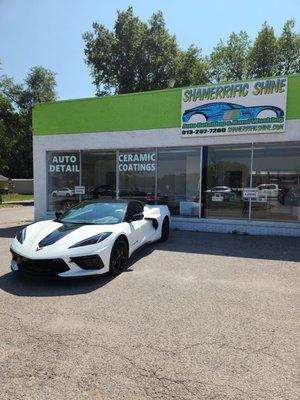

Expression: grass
xmin=0 ymin=204 xmax=22 ymax=208
xmin=1 ymin=193 xmax=34 ymax=202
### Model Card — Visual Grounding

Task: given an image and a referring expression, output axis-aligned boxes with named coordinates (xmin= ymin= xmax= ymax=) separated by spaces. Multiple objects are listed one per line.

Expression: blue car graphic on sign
xmin=182 ymin=102 xmax=284 ymax=123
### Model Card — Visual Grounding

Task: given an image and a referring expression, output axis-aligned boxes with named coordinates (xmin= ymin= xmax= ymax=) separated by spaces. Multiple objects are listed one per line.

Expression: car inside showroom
xmin=32 ymin=75 xmax=300 ymax=236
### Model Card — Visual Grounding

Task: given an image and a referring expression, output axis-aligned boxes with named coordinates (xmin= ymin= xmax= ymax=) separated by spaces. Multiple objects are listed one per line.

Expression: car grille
xmin=11 ymin=250 xmax=69 ymax=277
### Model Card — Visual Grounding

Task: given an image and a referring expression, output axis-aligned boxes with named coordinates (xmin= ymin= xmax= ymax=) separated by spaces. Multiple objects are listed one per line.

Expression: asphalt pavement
xmin=0 ymin=206 xmax=299 ymax=399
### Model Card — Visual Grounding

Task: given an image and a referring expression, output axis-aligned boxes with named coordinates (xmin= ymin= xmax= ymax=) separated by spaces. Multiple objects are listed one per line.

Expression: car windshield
xmin=59 ymin=202 xmax=126 ymax=225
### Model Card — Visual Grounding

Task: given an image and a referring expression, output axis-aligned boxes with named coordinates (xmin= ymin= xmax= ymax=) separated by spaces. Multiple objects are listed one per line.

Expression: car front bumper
xmin=10 ymin=246 xmax=111 ymax=278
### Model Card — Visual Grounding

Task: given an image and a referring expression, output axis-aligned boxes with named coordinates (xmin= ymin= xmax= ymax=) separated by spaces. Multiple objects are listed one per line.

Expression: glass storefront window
xmin=81 ymin=151 xmax=116 ymax=200
xmin=251 ymin=142 xmax=300 ymax=222
xmin=203 ymin=145 xmax=252 ymax=219
xmin=46 ymin=143 xmax=300 ymax=225
xmin=157 ymin=148 xmax=201 ymax=216
xmin=47 ymin=151 xmax=80 ymax=212
xmin=118 ymin=150 xmax=156 ymax=202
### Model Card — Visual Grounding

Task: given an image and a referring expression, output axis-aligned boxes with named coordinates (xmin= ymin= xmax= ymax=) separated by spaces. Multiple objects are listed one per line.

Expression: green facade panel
xmin=33 ymin=75 xmax=300 ymax=135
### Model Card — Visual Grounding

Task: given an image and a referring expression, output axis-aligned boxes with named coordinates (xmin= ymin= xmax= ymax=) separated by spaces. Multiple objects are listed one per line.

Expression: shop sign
xmin=118 ymin=152 xmax=156 ymax=172
xmin=181 ymin=77 xmax=287 ymax=137
xmin=74 ymin=186 xmax=85 ymax=195
xmin=49 ymin=154 xmax=80 ymax=173
xmin=242 ymin=188 xmax=259 ymax=199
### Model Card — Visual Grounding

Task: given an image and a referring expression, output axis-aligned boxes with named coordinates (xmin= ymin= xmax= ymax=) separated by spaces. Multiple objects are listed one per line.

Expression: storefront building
xmin=32 ymin=75 xmax=300 ymax=236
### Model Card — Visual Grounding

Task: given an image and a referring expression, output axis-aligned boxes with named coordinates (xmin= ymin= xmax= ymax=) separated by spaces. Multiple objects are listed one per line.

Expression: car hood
xmin=12 ymin=220 xmax=119 ymax=258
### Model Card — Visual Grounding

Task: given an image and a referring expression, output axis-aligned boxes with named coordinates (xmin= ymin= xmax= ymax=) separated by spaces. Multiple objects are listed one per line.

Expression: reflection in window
xmin=47 ymin=152 xmax=80 ymax=212
xmin=81 ymin=151 xmax=116 ymax=200
xmin=118 ymin=150 xmax=156 ymax=202
xmin=251 ymin=143 xmax=300 ymax=222
xmin=157 ymin=148 xmax=201 ymax=216
xmin=204 ymin=145 xmax=252 ymax=219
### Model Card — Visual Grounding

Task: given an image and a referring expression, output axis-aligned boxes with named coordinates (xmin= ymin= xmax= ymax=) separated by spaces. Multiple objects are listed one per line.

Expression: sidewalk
xmin=1 ymin=200 xmax=34 ymax=206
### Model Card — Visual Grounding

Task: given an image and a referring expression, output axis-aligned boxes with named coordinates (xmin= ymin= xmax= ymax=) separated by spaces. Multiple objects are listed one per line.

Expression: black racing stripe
xmin=38 ymin=224 xmax=83 ymax=248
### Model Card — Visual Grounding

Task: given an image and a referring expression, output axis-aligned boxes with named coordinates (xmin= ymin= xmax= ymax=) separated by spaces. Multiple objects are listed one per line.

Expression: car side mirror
xmin=55 ymin=210 xmax=64 ymax=221
xmin=128 ymin=213 xmax=144 ymax=222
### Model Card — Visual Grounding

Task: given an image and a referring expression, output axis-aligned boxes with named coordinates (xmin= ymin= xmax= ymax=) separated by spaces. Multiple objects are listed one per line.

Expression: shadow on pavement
xmin=0 ymin=244 xmax=154 ymax=297
xmin=156 ymin=231 xmax=300 ymax=262
xmin=0 ymin=230 xmax=299 ymax=298
xmin=0 ymin=224 xmax=29 ymax=239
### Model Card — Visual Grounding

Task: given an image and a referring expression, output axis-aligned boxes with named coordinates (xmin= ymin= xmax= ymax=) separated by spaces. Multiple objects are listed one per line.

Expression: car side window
xmin=127 ymin=201 xmax=143 ymax=218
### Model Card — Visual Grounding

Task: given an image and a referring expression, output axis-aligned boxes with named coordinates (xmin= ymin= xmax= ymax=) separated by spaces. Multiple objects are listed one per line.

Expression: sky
xmin=0 ymin=0 xmax=299 ymax=100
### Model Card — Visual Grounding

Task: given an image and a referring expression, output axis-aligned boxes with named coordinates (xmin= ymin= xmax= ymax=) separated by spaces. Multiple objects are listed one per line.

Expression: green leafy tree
xmin=175 ymin=45 xmax=209 ymax=87
xmin=83 ymin=7 xmax=179 ymax=95
xmin=247 ymin=22 xmax=278 ymax=78
xmin=0 ymin=66 xmax=56 ymax=178
xmin=209 ymin=32 xmax=250 ymax=83
xmin=225 ymin=31 xmax=250 ymax=80
xmin=209 ymin=40 xmax=228 ymax=83
xmin=141 ymin=11 xmax=178 ymax=91
xmin=276 ymin=19 xmax=300 ymax=75
xmin=0 ymin=94 xmax=15 ymax=173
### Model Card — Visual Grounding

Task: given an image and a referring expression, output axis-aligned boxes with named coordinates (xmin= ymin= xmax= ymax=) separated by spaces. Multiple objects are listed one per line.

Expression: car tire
xmin=52 ymin=192 xmax=56 ymax=197
xmin=160 ymin=217 xmax=170 ymax=242
xmin=109 ymin=238 xmax=128 ymax=275
xmin=66 ymin=193 xmax=70 ymax=197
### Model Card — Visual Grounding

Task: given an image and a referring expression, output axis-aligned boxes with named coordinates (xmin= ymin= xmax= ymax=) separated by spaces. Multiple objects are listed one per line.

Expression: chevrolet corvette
xmin=10 ymin=200 xmax=170 ymax=278
xmin=182 ymin=102 xmax=284 ymax=123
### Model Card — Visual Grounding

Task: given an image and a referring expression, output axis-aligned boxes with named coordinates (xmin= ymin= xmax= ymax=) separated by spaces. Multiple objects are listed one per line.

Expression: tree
xmin=276 ymin=19 xmax=300 ymax=75
xmin=83 ymin=7 xmax=179 ymax=95
xmin=0 ymin=94 xmax=16 ymax=173
xmin=208 ymin=40 xmax=228 ymax=83
xmin=224 ymin=31 xmax=250 ymax=81
xmin=247 ymin=22 xmax=277 ymax=78
xmin=175 ymin=45 xmax=209 ymax=87
xmin=0 ymin=66 xmax=56 ymax=178
xmin=209 ymin=31 xmax=250 ymax=83
xmin=141 ymin=11 xmax=178 ymax=91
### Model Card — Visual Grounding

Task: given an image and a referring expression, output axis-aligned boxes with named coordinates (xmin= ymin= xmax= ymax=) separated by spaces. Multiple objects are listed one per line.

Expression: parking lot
xmin=0 ymin=206 xmax=299 ymax=400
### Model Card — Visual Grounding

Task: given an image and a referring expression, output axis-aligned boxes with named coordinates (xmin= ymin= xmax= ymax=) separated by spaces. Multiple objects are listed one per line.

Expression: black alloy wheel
xmin=160 ymin=217 xmax=170 ymax=242
xmin=109 ymin=239 xmax=128 ymax=275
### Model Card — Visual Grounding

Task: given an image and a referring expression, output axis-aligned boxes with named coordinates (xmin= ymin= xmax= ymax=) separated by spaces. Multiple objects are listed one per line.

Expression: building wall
xmin=32 ymin=75 xmax=300 ymax=236
xmin=12 ymin=179 xmax=34 ymax=194
xmin=32 ymin=75 xmax=300 ymax=136
xmin=33 ymin=120 xmax=300 ymax=237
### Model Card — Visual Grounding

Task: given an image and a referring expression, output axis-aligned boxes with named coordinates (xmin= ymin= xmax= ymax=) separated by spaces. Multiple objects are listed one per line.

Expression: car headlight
xmin=16 ymin=227 xmax=27 ymax=244
xmin=69 ymin=232 xmax=112 ymax=248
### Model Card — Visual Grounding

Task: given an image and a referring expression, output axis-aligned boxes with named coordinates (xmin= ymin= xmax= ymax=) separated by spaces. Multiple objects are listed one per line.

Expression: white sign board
xmin=243 ymin=188 xmax=259 ymax=199
xmin=181 ymin=78 xmax=287 ymax=138
xmin=74 ymin=186 xmax=85 ymax=195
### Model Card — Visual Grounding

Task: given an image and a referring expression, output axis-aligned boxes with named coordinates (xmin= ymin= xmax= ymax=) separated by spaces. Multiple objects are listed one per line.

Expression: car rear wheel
xmin=109 ymin=238 xmax=128 ymax=275
xmin=160 ymin=217 xmax=170 ymax=242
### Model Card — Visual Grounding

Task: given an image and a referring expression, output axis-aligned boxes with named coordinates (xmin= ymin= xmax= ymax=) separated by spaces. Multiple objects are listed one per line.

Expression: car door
xmin=125 ymin=201 xmax=143 ymax=252
xmin=135 ymin=203 xmax=156 ymax=245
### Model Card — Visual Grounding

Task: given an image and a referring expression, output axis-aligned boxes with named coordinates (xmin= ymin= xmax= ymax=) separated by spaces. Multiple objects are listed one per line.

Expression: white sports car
xmin=51 ymin=187 xmax=74 ymax=197
xmin=10 ymin=200 xmax=170 ymax=278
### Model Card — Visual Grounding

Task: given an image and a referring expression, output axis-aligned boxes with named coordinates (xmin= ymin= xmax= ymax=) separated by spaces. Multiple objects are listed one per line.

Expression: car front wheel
xmin=109 ymin=238 xmax=128 ymax=275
